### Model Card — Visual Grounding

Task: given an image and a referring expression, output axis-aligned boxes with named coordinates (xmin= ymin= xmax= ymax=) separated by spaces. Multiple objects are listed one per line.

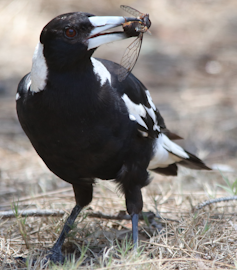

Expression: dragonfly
xmin=118 ymin=5 xmax=151 ymax=82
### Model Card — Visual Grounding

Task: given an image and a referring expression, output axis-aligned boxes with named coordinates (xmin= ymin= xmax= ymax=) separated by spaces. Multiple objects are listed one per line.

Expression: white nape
xmin=30 ymin=42 xmax=48 ymax=93
xmin=148 ymin=133 xmax=189 ymax=169
xmin=91 ymin=58 xmax=111 ymax=86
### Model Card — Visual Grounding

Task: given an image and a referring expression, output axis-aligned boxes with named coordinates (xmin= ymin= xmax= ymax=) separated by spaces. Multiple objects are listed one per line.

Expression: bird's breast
xmin=17 ymin=80 xmax=134 ymax=180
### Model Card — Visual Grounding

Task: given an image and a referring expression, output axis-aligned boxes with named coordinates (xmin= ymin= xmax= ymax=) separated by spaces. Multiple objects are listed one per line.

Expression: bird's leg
xmin=125 ymin=185 xmax=143 ymax=250
xmin=118 ymin=162 xmax=148 ymax=250
xmin=47 ymin=182 xmax=94 ymax=264
xmin=14 ymin=204 xmax=83 ymax=265
xmin=48 ymin=204 xmax=82 ymax=263
xmin=131 ymin=213 xmax=139 ymax=249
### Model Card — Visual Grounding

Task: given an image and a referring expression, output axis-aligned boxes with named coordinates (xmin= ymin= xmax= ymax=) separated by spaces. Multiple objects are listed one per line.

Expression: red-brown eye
xmin=65 ymin=28 xmax=77 ymax=38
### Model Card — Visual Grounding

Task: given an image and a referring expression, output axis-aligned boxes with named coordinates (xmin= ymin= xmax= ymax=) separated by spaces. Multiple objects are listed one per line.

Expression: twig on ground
xmin=89 ymin=210 xmax=179 ymax=223
xmin=0 ymin=209 xmax=179 ymax=223
xmin=0 ymin=209 xmax=65 ymax=218
xmin=195 ymin=196 xmax=237 ymax=211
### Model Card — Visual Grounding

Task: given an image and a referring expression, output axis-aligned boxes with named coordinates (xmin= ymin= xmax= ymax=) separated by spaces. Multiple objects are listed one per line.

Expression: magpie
xmin=16 ymin=12 xmax=210 ymax=263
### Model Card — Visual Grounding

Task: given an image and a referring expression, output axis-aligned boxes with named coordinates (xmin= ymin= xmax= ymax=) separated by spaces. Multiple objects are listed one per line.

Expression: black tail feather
xmin=151 ymin=151 xmax=211 ymax=177
xmin=152 ymin=163 xmax=178 ymax=176
xmin=162 ymin=129 xmax=183 ymax=140
xmin=178 ymin=150 xmax=211 ymax=170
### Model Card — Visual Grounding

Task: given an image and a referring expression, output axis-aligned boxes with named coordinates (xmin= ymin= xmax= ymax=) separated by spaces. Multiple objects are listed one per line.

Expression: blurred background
xmin=0 ymin=0 xmax=236 ymax=206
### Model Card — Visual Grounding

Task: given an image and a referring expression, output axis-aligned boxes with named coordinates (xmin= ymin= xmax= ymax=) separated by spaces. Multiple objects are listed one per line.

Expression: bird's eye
xmin=64 ymin=28 xmax=77 ymax=38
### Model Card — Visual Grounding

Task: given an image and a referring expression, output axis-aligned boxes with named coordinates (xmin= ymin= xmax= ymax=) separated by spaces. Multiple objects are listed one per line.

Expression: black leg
xmin=125 ymin=185 xmax=143 ymax=250
xmin=131 ymin=213 xmax=139 ymax=249
xmin=48 ymin=204 xmax=83 ymax=263
xmin=15 ymin=204 xmax=83 ymax=265
xmin=117 ymin=164 xmax=148 ymax=250
xmin=47 ymin=182 xmax=94 ymax=263
xmin=16 ymin=182 xmax=94 ymax=265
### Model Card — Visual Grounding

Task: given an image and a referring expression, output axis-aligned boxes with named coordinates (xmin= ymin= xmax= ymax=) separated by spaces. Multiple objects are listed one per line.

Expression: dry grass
xmin=1 ymin=0 xmax=237 ymax=269
xmin=1 ymin=174 xmax=237 ymax=269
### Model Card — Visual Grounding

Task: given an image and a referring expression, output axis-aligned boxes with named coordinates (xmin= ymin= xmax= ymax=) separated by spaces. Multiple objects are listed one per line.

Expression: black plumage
xmin=16 ymin=12 xmax=210 ymax=263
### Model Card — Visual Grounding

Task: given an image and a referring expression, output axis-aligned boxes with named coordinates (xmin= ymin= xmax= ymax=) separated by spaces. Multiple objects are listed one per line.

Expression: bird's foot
xmin=44 ymin=247 xmax=65 ymax=265
xmin=14 ymin=248 xmax=65 ymax=267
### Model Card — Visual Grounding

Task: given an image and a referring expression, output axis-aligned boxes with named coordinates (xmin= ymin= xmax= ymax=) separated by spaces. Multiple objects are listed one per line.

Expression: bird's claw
xmin=14 ymin=248 xmax=65 ymax=267
xmin=45 ymin=248 xmax=65 ymax=265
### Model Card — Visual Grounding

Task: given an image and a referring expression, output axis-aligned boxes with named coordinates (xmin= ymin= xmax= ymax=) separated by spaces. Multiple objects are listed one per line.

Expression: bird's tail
xmin=148 ymin=133 xmax=211 ymax=176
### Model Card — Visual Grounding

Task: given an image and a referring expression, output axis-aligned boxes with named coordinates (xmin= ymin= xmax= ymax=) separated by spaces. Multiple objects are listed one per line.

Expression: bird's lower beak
xmin=87 ymin=16 xmax=139 ymax=50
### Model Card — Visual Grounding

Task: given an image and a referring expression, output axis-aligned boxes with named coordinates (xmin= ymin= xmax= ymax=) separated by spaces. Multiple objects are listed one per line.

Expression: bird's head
xmin=37 ymin=12 xmax=136 ymax=71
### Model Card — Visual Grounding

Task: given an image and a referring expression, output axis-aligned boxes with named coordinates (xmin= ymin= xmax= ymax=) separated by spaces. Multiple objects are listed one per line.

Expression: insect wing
xmin=118 ymin=33 xmax=143 ymax=82
xmin=120 ymin=5 xmax=143 ymax=17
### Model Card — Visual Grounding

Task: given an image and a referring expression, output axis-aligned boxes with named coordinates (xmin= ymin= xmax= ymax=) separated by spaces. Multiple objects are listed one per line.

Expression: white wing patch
xmin=91 ymin=58 xmax=111 ymax=86
xmin=145 ymin=90 xmax=160 ymax=132
xmin=122 ymin=91 xmax=160 ymax=135
xmin=30 ymin=42 xmax=48 ymax=93
xmin=129 ymin=114 xmax=136 ymax=121
xmin=122 ymin=94 xmax=148 ymax=129
xmin=148 ymin=134 xmax=189 ymax=169
xmin=145 ymin=90 xmax=156 ymax=110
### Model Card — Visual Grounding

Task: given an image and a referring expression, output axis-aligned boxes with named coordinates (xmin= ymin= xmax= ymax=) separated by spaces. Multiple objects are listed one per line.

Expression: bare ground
xmin=0 ymin=0 xmax=237 ymax=269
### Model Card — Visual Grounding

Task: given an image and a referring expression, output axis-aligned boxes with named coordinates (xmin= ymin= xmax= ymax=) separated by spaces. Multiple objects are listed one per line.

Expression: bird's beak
xmin=87 ymin=16 xmax=140 ymax=50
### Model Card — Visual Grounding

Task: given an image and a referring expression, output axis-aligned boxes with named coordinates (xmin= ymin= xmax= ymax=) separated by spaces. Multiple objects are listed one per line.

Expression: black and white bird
xmin=16 ymin=12 xmax=210 ymax=263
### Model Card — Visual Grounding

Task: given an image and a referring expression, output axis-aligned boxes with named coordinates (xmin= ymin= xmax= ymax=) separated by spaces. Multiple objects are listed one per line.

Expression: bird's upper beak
xmin=87 ymin=16 xmax=140 ymax=50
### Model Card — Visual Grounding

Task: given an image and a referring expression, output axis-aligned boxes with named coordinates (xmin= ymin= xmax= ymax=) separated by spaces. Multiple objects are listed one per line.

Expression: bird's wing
xmin=16 ymin=73 xmax=31 ymax=100
xmin=120 ymin=88 xmax=161 ymax=138
xmin=97 ymin=58 xmax=168 ymax=138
